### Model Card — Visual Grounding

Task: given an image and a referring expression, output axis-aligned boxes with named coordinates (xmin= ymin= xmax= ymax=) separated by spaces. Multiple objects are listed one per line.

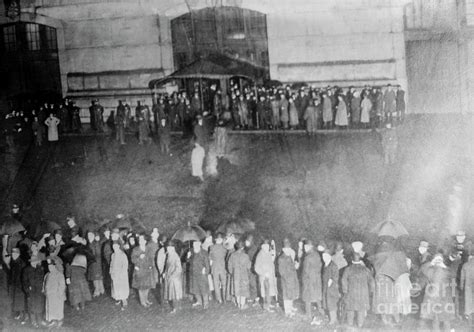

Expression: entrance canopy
xmin=148 ymin=53 xmax=266 ymax=89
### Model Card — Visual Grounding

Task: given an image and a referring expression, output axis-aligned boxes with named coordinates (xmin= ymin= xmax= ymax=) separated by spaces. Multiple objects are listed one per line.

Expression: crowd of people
xmin=1 ymin=83 xmax=405 ymax=150
xmin=1 ymin=204 xmax=474 ymax=331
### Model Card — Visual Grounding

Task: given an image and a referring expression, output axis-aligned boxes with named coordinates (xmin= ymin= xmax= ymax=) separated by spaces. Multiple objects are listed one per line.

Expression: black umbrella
xmin=0 ymin=216 xmax=25 ymax=235
xmin=172 ymin=221 xmax=206 ymax=243
xmin=27 ymin=220 xmax=61 ymax=240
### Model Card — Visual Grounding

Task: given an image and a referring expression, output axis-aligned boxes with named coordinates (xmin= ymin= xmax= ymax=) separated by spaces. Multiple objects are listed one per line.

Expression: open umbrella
xmin=113 ymin=217 xmax=132 ymax=230
xmin=0 ymin=216 xmax=25 ymax=235
xmin=371 ymin=219 xmax=408 ymax=238
xmin=172 ymin=221 xmax=206 ymax=243
xmin=27 ymin=220 xmax=61 ymax=240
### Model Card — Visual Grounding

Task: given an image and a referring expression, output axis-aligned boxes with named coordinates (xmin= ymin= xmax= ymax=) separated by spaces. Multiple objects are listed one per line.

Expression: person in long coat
xmin=190 ymin=241 xmax=210 ymax=309
xmin=277 ymin=239 xmax=299 ymax=317
xmin=304 ymin=99 xmax=319 ymax=135
xmin=191 ymin=142 xmax=205 ymax=182
xmin=255 ymin=240 xmax=278 ymax=312
xmin=335 ymin=95 xmax=348 ymax=128
xmin=270 ymin=96 xmax=280 ymax=130
xmin=301 ymin=240 xmax=323 ymax=322
xmin=22 ymin=256 xmax=45 ymax=327
xmin=158 ymin=118 xmax=171 ymax=155
xmin=288 ymin=97 xmax=299 ymax=129
xmin=110 ymin=243 xmax=129 ymax=309
xmin=341 ymin=253 xmax=375 ymax=328
xmin=279 ymin=94 xmax=289 ymax=129
xmin=460 ymin=251 xmax=474 ymax=322
xmin=31 ymin=117 xmax=44 ymax=146
xmin=131 ymin=235 xmax=155 ymax=307
xmin=10 ymin=248 xmax=27 ymax=321
xmin=322 ymin=252 xmax=339 ymax=325
xmin=86 ymin=232 xmax=104 ymax=297
xmin=209 ymin=233 xmax=227 ymax=303
xmin=350 ymin=91 xmax=361 ymax=128
xmin=421 ymin=253 xmax=456 ymax=330
xmin=66 ymin=253 xmax=91 ymax=311
xmin=164 ymin=241 xmax=182 ymax=313
xmin=228 ymin=240 xmax=251 ymax=309
xmin=43 ymin=259 xmax=66 ymax=326
xmin=322 ymin=93 xmax=333 ymax=129
xmin=360 ymin=93 xmax=372 ymax=128
xmin=44 ymin=113 xmax=60 ymax=143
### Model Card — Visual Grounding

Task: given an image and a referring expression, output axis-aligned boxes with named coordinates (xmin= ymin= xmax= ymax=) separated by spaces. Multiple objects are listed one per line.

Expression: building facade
xmin=0 ymin=0 xmax=471 ymax=115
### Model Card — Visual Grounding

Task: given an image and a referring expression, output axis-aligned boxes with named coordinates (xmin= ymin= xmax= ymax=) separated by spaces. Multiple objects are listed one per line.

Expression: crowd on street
xmin=1 ymin=204 xmax=473 ymax=331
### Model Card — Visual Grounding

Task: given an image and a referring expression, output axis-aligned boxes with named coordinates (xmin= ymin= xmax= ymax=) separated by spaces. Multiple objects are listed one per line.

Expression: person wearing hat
xmin=421 ymin=253 xmax=455 ymax=330
xmin=89 ymin=99 xmax=97 ymax=131
xmin=209 ymin=233 xmax=227 ymax=304
xmin=43 ymin=258 xmax=66 ymax=327
xmin=322 ymin=251 xmax=339 ymax=326
xmin=110 ymin=241 xmax=129 ymax=310
xmin=11 ymin=204 xmax=22 ymax=222
xmin=227 ymin=240 xmax=251 ymax=310
xmin=377 ymin=119 xmax=398 ymax=165
xmin=190 ymin=240 xmax=211 ymax=309
xmin=22 ymin=255 xmax=45 ymax=328
xmin=277 ymin=239 xmax=299 ymax=317
xmin=158 ymin=117 xmax=171 ymax=155
xmin=301 ymin=239 xmax=323 ymax=323
xmin=254 ymin=239 xmax=278 ymax=312
xmin=341 ymin=253 xmax=375 ymax=328
xmin=191 ymin=141 xmax=205 ymax=182
xmin=164 ymin=239 xmax=182 ymax=313
xmin=10 ymin=247 xmax=27 ymax=322
xmin=460 ymin=247 xmax=474 ymax=324
xmin=86 ymin=231 xmax=104 ymax=298
xmin=322 ymin=92 xmax=333 ymax=129
xmin=66 ymin=253 xmax=92 ymax=311
xmin=131 ymin=234 xmax=155 ymax=307
xmin=115 ymin=100 xmax=127 ymax=145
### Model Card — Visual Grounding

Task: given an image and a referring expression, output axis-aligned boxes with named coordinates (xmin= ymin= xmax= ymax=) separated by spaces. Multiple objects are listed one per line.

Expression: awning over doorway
xmin=148 ymin=53 xmax=266 ymax=89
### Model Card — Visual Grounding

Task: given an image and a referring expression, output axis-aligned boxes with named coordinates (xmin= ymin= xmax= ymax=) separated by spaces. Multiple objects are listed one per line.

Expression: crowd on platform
xmin=1 ymin=205 xmax=474 ymax=331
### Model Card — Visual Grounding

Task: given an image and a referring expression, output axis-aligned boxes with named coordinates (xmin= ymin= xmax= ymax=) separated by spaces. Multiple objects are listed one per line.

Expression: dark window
xmin=3 ymin=25 xmax=17 ymax=51
xmin=26 ymin=23 xmax=40 ymax=50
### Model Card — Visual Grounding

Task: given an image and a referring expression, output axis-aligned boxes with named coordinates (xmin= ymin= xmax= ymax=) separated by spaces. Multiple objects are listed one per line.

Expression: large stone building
xmin=0 ymin=0 xmax=472 ymax=115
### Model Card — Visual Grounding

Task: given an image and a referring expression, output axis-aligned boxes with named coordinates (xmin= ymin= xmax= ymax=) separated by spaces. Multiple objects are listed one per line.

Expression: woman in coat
xmin=322 ymin=252 xmax=340 ymax=325
xmin=350 ymin=91 xmax=361 ymax=127
xmin=341 ymin=253 xmax=375 ymax=328
xmin=304 ymin=99 xmax=319 ymax=135
xmin=43 ymin=259 xmax=66 ymax=326
xmin=44 ymin=113 xmax=60 ymax=143
xmin=66 ymin=253 xmax=92 ymax=311
xmin=360 ymin=93 xmax=372 ymax=128
xmin=164 ymin=241 xmax=183 ymax=313
xmin=86 ymin=232 xmax=104 ymax=297
xmin=131 ymin=234 xmax=155 ymax=307
xmin=228 ymin=240 xmax=251 ymax=309
xmin=277 ymin=239 xmax=299 ymax=317
xmin=110 ymin=242 xmax=129 ymax=309
xmin=288 ymin=97 xmax=299 ymax=129
xmin=322 ymin=93 xmax=333 ymax=129
xmin=335 ymin=95 xmax=348 ymax=128
xmin=301 ymin=240 xmax=323 ymax=322
xmin=22 ymin=256 xmax=45 ymax=328
xmin=279 ymin=94 xmax=289 ymax=129
xmin=254 ymin=240 xmax=278 ymax=312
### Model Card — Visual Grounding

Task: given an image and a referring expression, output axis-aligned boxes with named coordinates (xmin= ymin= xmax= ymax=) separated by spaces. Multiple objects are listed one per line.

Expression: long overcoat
xmin=301 ymin=250 xmax=322 ymax=303
xmin=131 ymin=246 xmax=155 ymax=290
xmin=289 ymin=102 xmax=299 ymax=127
xmin=341 ymin=262 xmax=374 ymax=311
xmin=189 ymin=251 xmax=210 ymax=296
xmin=22 ymin=265 xmax=45 ymax=314
xmin=277 ymin=253 xmax=299 ymax=301
xmin=66 ymin=264 xmax=92 ymax=306
xmin=43 ymin=268 xmax=66 ymax=321
xmin=227 ymin=249 xmax=251 ymax=297
xmin=87 ymin=241 xmax=103 ymax=281
xmin=10 ymin=258 xmax=26 ymax=312
xmin=335 ymin=100 xmax=348 ymax=126
xmin=110 ymin=250 xmax=129 ymax=301
xmin=421 ymin=264 xmax=455 ymax=321
xmin=164 ymin=250 xmax=183 ymax=301
xmin=304 ymin=105 xmax=318 ymax=134
xmin=254 ymin=250 xmax=277 ymax=297
xmin=461 ymin=257 xmax=474 ymax=315
xmin=0 ymin=265 xmax=11 ymax=319
xmin=350 ymin=96 xmax=361 ymax=123
xmin=322 ymin=261 xmax=340 ymax=311
xmin=146 ymin=241 xmax=159 ymax=285
xmin=322 ymin=97 xmax=333 ymax=123
xmin=360 ymin=98 xmax=372 ymax=124
xmin=44 ymin=116 xmax=60 ymax=142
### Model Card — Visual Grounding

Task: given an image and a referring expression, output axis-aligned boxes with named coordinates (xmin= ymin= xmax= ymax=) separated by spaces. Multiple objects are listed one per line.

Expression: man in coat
xmin=301 ymin=239 xmax=323 ymax=323
xmin=227 ymin=240 xmax=251 ymax=309
xmin=383 ymin=84 xmax=396 ymax=126
xmin=277 ymin=239 xmax=299 ymax=317
xmin=89 ymin=100 xmax=97 ymax=131
xmin=158 ymin=118 xmax=171 ymax=155
xmin=209 ymin=233 xmax=227 ymax=304
xmin=190 ymin=241 xmax=210 ymax=309
xmin=22 ymin=256 xmax=45 ymax=328
xmin=0 ymin=260 xmax=11 ymax=330
xmin=9 ymin=248 xmax=26 ymax=322
xmin=164 ymin=240 xmax=182 ymax=313
xmin=131 ymin=235 xmax=155 ymax=307
xmin=341 ymin=253 xmax=375 ymax=328
xmin=255 ymin=239 xmax=278 ymax=312
xmin=461 ymin=249 xmax=474 ymax=323
xmin=115 ymin=101 xmax=127 ymax=145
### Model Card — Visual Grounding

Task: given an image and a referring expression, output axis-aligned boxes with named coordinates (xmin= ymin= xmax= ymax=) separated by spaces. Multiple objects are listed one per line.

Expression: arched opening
xmin=0 ymin=22 xmax=62 ymax=109
xmin=171 ymin=6 xmax=269 ymax=75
